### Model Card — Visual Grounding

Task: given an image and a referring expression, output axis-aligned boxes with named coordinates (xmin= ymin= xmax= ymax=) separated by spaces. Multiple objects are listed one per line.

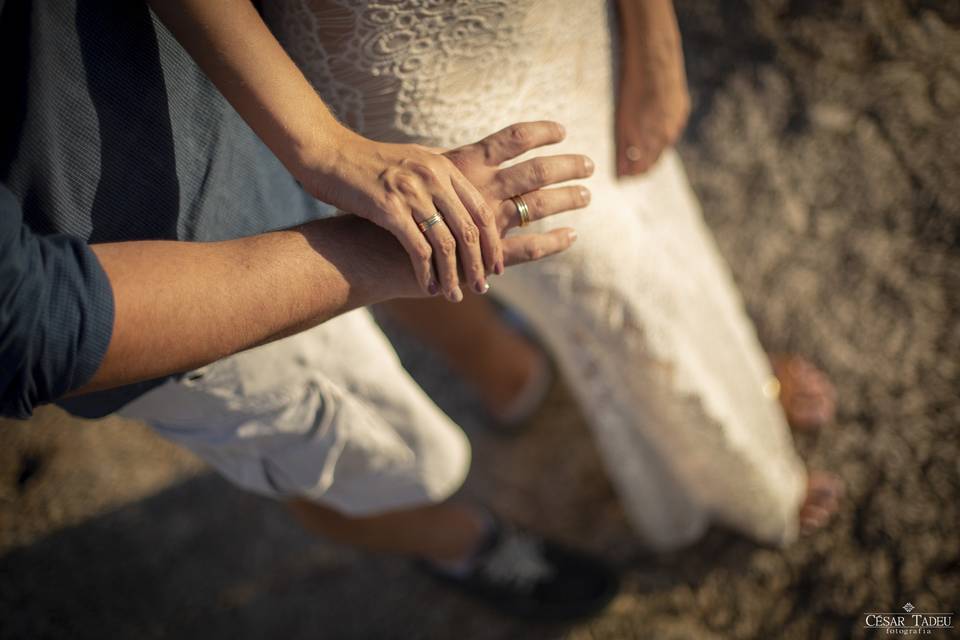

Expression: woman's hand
xmin=152 ymin=0 xmax=576 ymax=300
xmin=444 ymin=121 xmax=594 ymax=267
xmin=148 ymin=0 xmax=501 ymax=303
xmin=303 ymin=129 xmax=503 ymax=303
xmin=615 ymin=0 xmax=690 ymax=177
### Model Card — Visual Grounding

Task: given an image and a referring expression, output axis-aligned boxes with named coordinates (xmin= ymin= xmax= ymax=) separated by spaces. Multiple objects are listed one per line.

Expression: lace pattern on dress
xmin=265 ymin=0 xmax=808 ymax=549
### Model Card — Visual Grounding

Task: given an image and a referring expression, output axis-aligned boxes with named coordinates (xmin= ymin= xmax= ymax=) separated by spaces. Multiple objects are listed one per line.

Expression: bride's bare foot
xmin=800 ymin=471 xmax=844 ymax=533
xmin=770 ymin=354 xmax=837 ymax=432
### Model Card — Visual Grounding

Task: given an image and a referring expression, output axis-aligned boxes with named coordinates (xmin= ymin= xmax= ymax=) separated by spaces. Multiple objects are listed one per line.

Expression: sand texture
xmin=1 ymin=1 xmax=957 ymax=638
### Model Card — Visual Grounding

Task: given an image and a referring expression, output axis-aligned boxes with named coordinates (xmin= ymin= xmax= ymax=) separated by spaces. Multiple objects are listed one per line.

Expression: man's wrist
xmin=299 ymin=216 xmax=422 ymax=305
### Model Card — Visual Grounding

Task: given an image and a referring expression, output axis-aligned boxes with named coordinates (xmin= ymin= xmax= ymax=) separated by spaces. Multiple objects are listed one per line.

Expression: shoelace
xmin=479 ymin=530 xmax=556 ymax=592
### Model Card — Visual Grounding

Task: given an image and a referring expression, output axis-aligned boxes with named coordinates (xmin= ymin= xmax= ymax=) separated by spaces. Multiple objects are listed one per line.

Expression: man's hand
xmin=307 ymin=132 xmax=501 ymax=302
xmin=445 ymin=121 xmax=593 ymax=267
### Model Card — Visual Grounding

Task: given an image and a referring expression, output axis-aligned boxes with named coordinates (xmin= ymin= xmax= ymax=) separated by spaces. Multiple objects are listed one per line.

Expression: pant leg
xmin=118 ymin=308 xmax=471 ymax=516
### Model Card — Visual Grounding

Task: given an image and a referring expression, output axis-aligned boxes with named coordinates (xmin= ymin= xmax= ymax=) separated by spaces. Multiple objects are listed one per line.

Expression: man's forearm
xmin=78 ymin=216 xmax=417 ymax=394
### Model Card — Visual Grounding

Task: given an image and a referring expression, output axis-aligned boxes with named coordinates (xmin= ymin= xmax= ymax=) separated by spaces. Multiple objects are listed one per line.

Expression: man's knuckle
xmin=532 ymin=160 xmax=550 ymax=183
xmin=531 ymin=192 xmax=548 ymax=212
xmin=525 ymin=245 xmax=544 ymax=261
xmin=509 ymin=124 xmax=529 ymax=145
xmin=479 ymin=139 xmax=498 ymax=164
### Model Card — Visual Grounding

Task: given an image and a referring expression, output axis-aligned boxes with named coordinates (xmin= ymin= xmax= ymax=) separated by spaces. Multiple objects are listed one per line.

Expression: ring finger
xmin=499 ymin=185 xmax=591 ymax=230
xmin=414 ymin=207 xmax=462 ymax=302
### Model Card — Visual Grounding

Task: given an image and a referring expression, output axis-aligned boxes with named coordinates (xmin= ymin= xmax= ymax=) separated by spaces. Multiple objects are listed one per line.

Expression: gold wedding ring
xmin=511 ymin=194 xmax=531 ymax=227
xmin=417 ymin=212 xmax=444 ymax=233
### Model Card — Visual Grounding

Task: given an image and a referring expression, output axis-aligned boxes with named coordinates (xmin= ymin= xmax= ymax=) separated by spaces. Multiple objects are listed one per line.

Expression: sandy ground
xmin=2 ymin=1 xmax=958 ymax=638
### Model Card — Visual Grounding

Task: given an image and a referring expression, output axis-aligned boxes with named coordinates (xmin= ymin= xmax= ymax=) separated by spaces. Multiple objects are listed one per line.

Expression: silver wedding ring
xmin=417 ymin=212 xmax=444 ymax=233
xmin=510 ymin=195 xmax=531 ymax=227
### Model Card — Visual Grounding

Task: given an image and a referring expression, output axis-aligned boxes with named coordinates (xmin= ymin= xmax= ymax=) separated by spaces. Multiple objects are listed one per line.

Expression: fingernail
xmin=427 ymin=280 xmax=439 ymax=296
xmin=579 ymin=186 xmax=591 ymax=204
xmin=557 ymin=123 xmax=566 ymax=137
xmin=474 ymin=279 xmax=489 ymax=294
xmin=447 ymin=286 xmax=463 ymax=303
xmin=567 ymin=230 xmax=578 ymax=243
xmin=495 ymin=261 xmax=505 ymax=276
xmin=584 ymin=157 xmax=594 ymax=173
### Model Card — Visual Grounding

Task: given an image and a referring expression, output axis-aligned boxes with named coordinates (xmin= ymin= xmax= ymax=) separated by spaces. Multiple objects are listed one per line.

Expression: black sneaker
xmin=419 ymin=518 xmax=619 ymax=621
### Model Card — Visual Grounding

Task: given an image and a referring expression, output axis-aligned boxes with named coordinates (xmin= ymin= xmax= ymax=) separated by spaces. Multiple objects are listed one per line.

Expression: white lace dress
xmin=265 ymin=0 xmax=808 ymax=549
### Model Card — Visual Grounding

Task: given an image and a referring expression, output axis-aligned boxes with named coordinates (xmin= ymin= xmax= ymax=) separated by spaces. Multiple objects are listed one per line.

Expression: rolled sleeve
xmin=0 ymin=185 xmax=114 ymax=418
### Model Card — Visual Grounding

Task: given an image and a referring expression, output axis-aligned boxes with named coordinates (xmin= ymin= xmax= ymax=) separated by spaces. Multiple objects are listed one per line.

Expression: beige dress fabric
xmin=266 ymin=0 xmax=807 ymax=549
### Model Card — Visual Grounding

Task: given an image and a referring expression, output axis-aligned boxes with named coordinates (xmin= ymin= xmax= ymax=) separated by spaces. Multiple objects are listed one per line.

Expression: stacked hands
xmin=301 ymin=121 xmax=595 ymax=302
xmin=284 ymin=20 xmax=687 ymax=302
xmin=291 ymin=36 xmax=688 ymax=300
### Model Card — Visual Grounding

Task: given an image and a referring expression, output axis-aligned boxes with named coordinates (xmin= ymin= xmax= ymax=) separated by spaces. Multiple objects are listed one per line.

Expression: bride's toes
xmin=789 ymin=396 xmax=830 ymax=430
xmin=800 ymin=505 xmax=831 ymax=531
xmin=800 ymin=471 xmax=844 ymax=533
xmin=791 ymin=390 xmax=835 ymax=430
xmin=772 ymin=355 xmax=837 ymax=431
